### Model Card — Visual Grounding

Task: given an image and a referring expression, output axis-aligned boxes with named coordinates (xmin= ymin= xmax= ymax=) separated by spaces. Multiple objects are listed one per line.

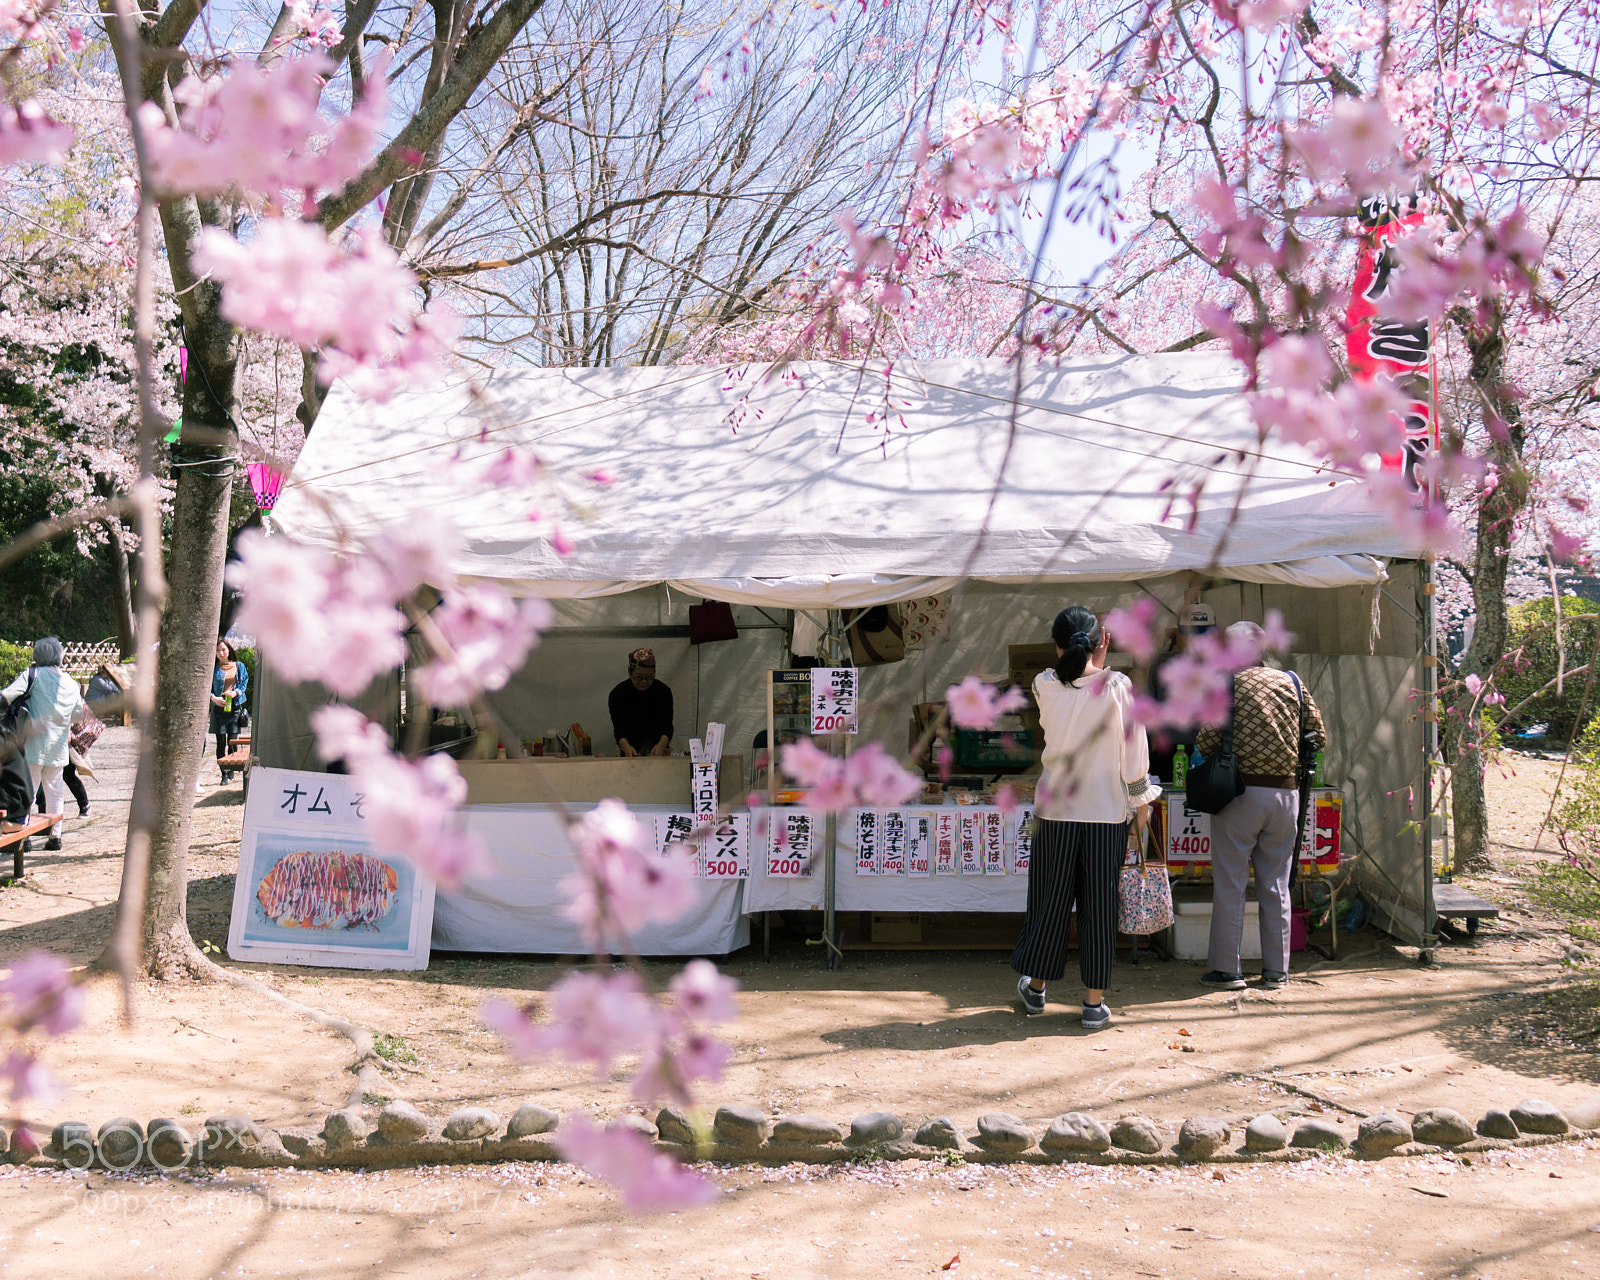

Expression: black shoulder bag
xmin=1187 ymin=675 xmax=1246 ymax=816
xmin=0 ymin=667 xmax=36 ymax=763
xmin=1288 ymin=672 xmax=1316 ymax=886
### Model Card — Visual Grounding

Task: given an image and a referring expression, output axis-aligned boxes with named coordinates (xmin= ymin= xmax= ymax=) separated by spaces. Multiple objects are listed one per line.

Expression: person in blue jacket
xmin=210 ymin=638 xmax=249 ymax=784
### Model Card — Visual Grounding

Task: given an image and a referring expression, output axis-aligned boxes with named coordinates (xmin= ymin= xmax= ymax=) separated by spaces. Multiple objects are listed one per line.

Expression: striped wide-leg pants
xmin=1009 ymin=818 xmax=1127 ymax=989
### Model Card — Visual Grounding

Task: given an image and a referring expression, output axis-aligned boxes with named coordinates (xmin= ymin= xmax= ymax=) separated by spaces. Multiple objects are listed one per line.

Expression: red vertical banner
xmin=1347 ymin=195 xmax=1437 ymax=491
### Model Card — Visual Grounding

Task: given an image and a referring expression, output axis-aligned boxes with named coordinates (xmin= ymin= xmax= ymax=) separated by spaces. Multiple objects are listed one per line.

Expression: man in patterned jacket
xmin=1194 ymin=621 xmax=1327 ymax=991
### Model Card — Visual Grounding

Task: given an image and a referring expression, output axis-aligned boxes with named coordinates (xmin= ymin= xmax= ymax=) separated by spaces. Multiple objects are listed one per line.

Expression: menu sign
xmin=811 ymin=667 xmax=859 ymax=734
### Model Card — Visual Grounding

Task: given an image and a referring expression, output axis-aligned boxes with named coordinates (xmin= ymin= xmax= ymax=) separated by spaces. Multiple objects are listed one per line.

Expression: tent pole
xmin=1420 ymin=554 xmax=1441 ymax=960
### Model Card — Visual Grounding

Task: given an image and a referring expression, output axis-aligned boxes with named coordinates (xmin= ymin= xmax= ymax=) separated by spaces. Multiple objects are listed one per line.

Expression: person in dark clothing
xmin=609 ymin=648 xmax=673 ymax=756
xmin=1146 ymin=602 xmax=1216 ymax=783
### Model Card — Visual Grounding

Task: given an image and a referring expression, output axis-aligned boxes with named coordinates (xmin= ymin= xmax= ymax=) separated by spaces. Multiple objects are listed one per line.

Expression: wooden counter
xmin=457 ymin=755 xmax=744 ymax=806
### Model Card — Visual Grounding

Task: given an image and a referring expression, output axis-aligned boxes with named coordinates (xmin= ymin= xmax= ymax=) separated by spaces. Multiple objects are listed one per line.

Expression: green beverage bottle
xmin=1172 ymin=747 xmax=1188 ymax=789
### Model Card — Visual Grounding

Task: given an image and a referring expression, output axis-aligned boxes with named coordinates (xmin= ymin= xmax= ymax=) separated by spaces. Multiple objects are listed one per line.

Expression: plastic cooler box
xmin=1172 ymin=901 xmax=1311 ymax=960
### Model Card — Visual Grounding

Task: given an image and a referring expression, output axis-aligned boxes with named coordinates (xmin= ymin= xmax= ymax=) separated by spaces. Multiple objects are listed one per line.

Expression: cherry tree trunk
xmin=105 ymin=519 xmax=136 ymax=661
xmin=1446 ymin=307 xmax=1527 ymax=875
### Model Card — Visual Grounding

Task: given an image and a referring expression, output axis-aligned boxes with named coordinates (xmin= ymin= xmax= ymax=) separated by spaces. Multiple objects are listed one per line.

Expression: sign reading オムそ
xmin=810 ymin=667 xmax=859 ymax=734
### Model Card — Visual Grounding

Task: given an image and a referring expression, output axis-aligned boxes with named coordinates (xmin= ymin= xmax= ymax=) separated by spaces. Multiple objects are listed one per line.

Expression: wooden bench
xmin=0 ymin=814 xmax=64 ymax=883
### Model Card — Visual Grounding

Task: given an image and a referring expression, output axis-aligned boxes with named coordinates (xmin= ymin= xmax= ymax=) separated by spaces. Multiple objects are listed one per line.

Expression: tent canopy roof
xmin=271 ymin=353 xmax=1417 ymax=606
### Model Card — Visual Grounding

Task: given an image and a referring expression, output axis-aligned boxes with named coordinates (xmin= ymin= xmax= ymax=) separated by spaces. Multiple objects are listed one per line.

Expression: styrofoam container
xmin=1171 ymin=899 xmax=1261 ymax=962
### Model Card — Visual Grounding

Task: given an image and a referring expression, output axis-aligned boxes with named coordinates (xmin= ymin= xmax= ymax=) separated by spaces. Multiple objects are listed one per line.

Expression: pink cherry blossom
xmin=555 ymin=1114 xmax=719 ymax=1212
xmin=529 ymin=969 xmax=660 ymax=1074
xmin=670 ymin=959 xmax=738 ymax=1024
xmin=414 ymin=585 xmax=553 ymax=705
xmin=1261 ymin=335 xmax=1333 ymax=393
xmin=779 ymin=737 xmax=837 ymax=787
xmin=0 ymin=100 xmax=75 ymax=168
xmin=1463 ymin=673 xmax=1484 ymax=697
xmin=844 ymin=742 xmax=923 ymax=807
xmin=0 ymin=1051 xmax=64 ymax=1105
xmin=563 ymin=799 xmax=697 ymax=948
xmin=944 ymin=676 xmax=1028 ymax=730
xmin=1103 ymin=597 xmax=1160 ymax=663
xmin=0 ymin=951 xmax=82 ymax=1037
xmin=138 ymin=52 xmax=386 ymax=203
xmin=228 ymin=531 xmax=409 ymax=696
xmin=370 ymin=510 xmax=461 ymax=598
xmin=355 ymin=750 xmax=489 ymax=886
xmin=193 ymin=222 xmax=455 ymax=394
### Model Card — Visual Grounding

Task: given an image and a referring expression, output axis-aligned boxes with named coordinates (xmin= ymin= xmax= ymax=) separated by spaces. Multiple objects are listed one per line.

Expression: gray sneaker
xmin=1017 ymin=976 xmax=1046 ymax=1016
xmin=1081 ymin=1002 xmax=1111 ymax=1029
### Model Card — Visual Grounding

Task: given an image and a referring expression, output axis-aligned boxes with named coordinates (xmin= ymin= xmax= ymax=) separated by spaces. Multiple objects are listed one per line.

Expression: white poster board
xmin=810 ymin=667 xmax=859 ymax=734
xmin=227 ymin=766 xmax=437 ymax=970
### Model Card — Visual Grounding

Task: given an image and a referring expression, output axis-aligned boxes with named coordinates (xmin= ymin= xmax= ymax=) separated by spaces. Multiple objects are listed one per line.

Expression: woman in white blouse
xmin=1011 ymin=606 xmax=1160 ymax=1028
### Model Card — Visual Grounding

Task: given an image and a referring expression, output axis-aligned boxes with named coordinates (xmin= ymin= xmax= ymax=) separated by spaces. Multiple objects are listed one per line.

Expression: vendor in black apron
xmin=609 ymin=648 xmax=674 ymax=757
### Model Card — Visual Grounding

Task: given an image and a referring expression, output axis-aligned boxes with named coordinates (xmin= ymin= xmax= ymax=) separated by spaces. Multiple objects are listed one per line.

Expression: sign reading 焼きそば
xmin=810 ymin=667 xmax=859 ymax=734
xmin=981 ymin=809 xmax=1006 ymax=875
xmin=767 ymin=810 xmax=815 ymax=877
xmin=226 ymin=766 xmax=437 ymax=971
xmin=855 ymin=808 xmax=880 ymax=875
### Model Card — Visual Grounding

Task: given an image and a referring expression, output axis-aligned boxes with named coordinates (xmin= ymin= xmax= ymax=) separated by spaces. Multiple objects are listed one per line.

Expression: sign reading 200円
xmin=810 ymin=667 xmax=859 ymax=734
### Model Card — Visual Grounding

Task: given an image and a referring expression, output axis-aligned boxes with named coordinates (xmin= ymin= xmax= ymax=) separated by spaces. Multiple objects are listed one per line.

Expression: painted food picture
xmin=255 ymin=849 xmax=400 ymax=930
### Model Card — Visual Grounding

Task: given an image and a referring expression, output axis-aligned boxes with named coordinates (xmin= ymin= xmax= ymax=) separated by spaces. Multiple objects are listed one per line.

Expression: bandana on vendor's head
xmin=629 ymin=648 xmax=656 ymax=669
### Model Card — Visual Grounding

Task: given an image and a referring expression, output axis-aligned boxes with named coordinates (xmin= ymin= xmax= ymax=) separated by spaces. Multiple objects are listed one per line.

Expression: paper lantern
xmin=245 ymin=462 xmax=285 ymax=510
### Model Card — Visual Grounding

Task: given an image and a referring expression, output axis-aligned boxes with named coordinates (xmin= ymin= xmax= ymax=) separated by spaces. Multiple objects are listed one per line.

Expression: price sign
xmin=767 ymin=810 xmax=815 ymax=878
xmin=1301 ymin=793 xmax=1343 ymax=868
xmin=982 ymin=809 xmax=1006 ymax=875
xmin=657 ymin=812 xmax=704 ymax=875
xmin=691 ymin=762 xmax=719 ymax=820
xmin=855 ymin=808 xmax=880 ymax=875
xmin=882 ymin=810 xmax=907 ymax=876
xmin=1166 ymin=796 xmax=1213 ymax=865
xmin=702 ymin=814 xmax=750 ymax=880
xmin=906 ymin=813 xmax=931 ymax=877
xmin=957 ymin=812 xmax=983 ymax=876
xmin=934 ymin=811 xmax=957 ymax=875
xmin=810 ymin=667 xmax=859 ymax=735
xmin=1011 ymin=807 xmax=1034 ymax=875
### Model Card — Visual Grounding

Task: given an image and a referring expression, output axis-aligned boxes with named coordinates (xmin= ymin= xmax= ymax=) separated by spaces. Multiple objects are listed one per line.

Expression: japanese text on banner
xmin=702 ymin=815 xmax=750 ymax=879
xmin=657 ymin=812 xmax=704 ymax=876
xmin=906 ymin=814 xmax=931 ymax=877
xmin=1011 ymin=807 xmax=1034 ymax=874
xmin=957 ymin=813 xmax=983 ymax=876
xmin=810 ymin=667 xmax=859 ymax=735
xmin=691 ymin=763 xmax=719 ymax=820
xmin=767 ymin=810 xmax=815 ymax=878
xmin=882 ymin=809 xmax=907 ymax=875
xmin=934 ymin=812 xmax=957 ymax=875
xmin=855 ymin=808 xmax=879 ymax=876
xmin=982 ymin=810 xmax=1005 ymax=875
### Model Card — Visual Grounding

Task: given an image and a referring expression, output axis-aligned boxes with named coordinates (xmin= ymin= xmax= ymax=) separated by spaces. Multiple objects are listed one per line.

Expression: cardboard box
xmin=1008 ymin=643 xmax=1058 ymax=699
xmin=870 ymin=913 xmax=921 ymax=943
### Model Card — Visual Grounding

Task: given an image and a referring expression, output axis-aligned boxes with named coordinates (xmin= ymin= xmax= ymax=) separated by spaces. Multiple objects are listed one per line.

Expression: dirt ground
xmin=1 ymin=727 xmax=1597 ymax=1278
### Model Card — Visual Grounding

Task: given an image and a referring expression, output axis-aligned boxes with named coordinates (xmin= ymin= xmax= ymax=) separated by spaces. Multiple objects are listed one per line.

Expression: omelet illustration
xmin=255 ymin=850 xmax=400 ymax=929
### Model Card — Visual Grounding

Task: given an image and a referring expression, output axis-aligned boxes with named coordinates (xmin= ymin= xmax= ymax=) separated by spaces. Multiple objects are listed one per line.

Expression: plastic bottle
xmin=1172 ymin=747 xmax=1189 ymax=789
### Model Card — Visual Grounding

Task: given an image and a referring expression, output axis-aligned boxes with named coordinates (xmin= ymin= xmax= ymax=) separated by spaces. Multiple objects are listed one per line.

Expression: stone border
xmin=14 ymin=1096 xmax=1598 ymax=1174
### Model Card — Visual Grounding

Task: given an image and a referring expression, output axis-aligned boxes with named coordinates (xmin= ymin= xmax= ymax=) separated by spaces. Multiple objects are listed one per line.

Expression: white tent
xmin=273 ymin=352 xmax=1413 ymax=602
xmin=264 ymin=352 xmax=1437 ymax=950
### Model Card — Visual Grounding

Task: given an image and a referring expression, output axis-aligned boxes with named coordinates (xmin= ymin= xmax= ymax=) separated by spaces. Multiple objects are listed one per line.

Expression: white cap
xmin=1179 ymin=602 xmax=1217 ymax=634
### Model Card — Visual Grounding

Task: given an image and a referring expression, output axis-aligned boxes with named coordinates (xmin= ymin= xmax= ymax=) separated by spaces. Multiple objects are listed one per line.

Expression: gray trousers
xmin=1207 ymin=786 xmax=1297 ymax=974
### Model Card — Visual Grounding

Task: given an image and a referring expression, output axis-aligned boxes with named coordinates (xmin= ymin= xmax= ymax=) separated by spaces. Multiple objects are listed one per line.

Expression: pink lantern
xmin=245 ymin=462 xmax=285 ymax=510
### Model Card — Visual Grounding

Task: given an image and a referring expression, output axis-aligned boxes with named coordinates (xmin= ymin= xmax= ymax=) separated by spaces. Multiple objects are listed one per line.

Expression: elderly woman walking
xmin=1 ymin=637 xmax=85 ymax=851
